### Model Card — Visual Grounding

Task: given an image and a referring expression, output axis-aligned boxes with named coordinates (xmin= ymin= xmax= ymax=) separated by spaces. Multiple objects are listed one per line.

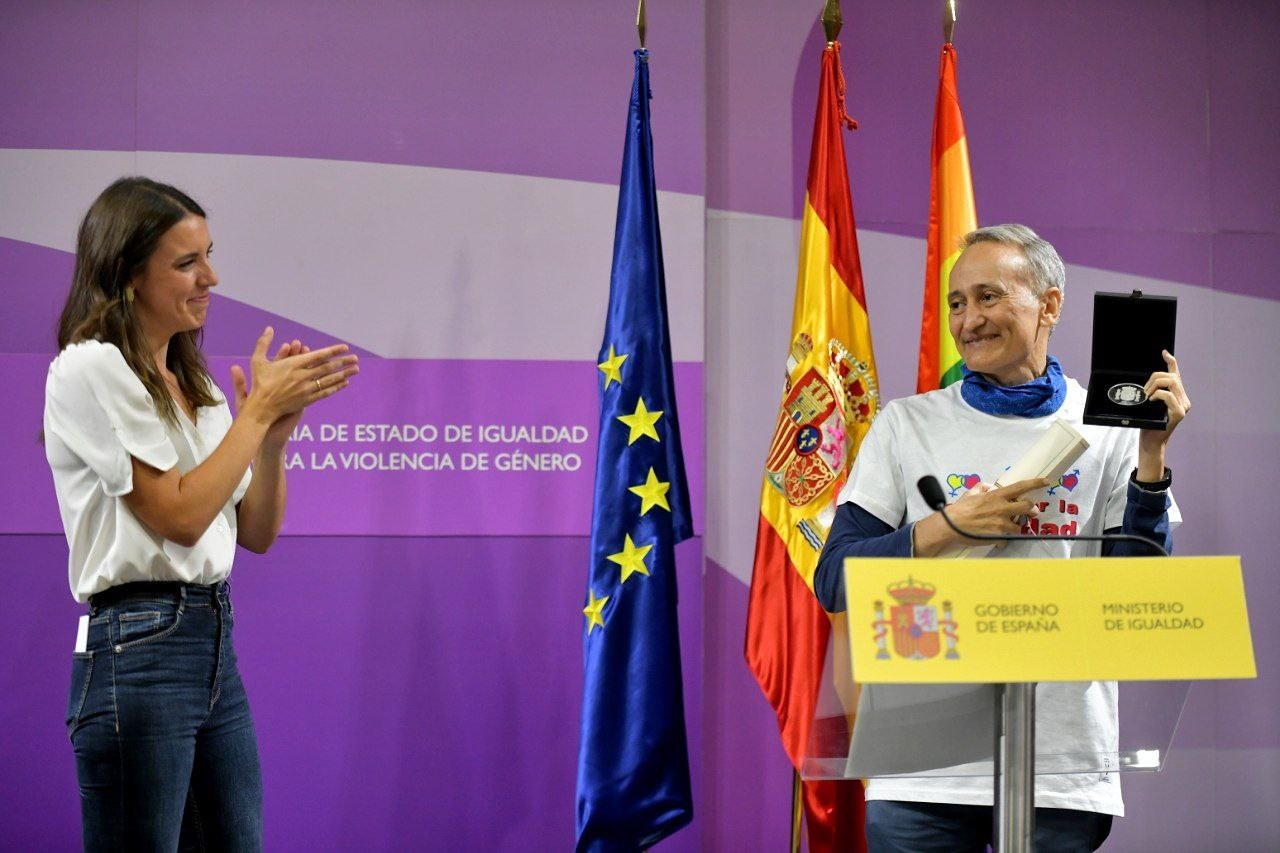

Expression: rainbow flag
xmin=917 ymin=42 xmax=977 ymax=392
xmin=745 ymin=41 xmax=879 ymax=853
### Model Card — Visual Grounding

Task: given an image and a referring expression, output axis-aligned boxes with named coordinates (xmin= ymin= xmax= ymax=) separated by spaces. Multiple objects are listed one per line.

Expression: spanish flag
xmin=745 ymin=41 xmax=879 ymax=852
xmin=917 ymin=42 xmax=977 ymax=392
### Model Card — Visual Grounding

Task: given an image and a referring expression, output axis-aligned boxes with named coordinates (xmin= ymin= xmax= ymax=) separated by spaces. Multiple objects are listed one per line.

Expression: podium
xmin=801 ymin=556 xmax=1256 ymax=852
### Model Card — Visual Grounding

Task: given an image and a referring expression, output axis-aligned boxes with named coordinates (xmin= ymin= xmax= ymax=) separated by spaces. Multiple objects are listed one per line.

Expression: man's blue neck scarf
xmin=960 ymin=355 xmax=1066 ymax=418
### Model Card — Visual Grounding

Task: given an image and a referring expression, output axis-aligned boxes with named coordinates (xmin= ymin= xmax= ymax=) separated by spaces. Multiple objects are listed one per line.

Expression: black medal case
xmin=1083 ymin=290 xmax=1177 ymax=430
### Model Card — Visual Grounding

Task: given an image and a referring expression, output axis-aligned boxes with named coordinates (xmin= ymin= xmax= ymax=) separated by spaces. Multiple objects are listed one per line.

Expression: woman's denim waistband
xmin=88 ymin=580 xmax=229 ymax=614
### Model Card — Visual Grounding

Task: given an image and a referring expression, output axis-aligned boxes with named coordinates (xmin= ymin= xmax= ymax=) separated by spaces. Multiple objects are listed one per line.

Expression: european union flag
xmin=575 ymin=49 xmax=694 ymax=852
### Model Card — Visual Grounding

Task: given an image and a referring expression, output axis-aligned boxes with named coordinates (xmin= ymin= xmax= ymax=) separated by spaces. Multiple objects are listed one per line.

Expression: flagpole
xmin=934 ymin=7 xmax=1033 ymax=846
xmin=636 ymin=0 xmax=646 ymax=50
xmin=758 ymin=0 xmax=872 ymax=847
xmin=790 ymin=771 xmax=803 ymax=851
xmin=575 ymin=35 xmax=694 ymax=851
xmin=928 ymin=7 xmax=1034 ymax=847
xmin=789 ymin=9 xmax=845 ymax=852
xmin=822 ymin=0 xmax=842 ymax=43
xmin=793 ymin=9 xmax=830 ymax=846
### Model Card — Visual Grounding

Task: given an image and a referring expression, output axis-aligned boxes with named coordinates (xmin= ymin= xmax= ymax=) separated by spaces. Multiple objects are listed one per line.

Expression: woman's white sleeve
xmin=204 ymin=385 xmax=254 ymax=505
xmin=45 ymin=342 xmax=178 ymax=496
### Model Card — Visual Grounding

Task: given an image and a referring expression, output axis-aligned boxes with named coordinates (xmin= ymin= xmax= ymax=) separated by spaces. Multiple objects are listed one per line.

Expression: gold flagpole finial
xmin=822 ymin=0 xmax=843 ymax=44
xmin=943 ymin=0 xmax=957 ymax=44
xmin=637 ymin=0 xmax=647 ymax=50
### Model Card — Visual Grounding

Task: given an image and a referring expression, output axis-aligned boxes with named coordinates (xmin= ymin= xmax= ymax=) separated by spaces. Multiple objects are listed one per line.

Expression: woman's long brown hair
xmin=57 ymin=178 xmax=219 ymax=425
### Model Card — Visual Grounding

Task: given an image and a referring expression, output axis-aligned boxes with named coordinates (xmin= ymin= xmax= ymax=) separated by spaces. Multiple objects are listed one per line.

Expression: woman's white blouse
xmin=44 ymin=341 xmax=252 ymax=603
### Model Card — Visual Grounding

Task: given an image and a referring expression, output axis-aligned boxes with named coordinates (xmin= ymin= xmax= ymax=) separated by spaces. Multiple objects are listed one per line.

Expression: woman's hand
xmin=230 ymin=327 xmax=359 ymax=435
xmin=1137 ymin=350 xmax=1189 ymax=481
xmin=259 ymin=339 xmax=306 ymax=450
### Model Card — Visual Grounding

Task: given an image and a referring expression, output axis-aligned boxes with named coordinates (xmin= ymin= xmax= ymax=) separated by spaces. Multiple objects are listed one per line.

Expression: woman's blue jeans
xmin=67 ymin=582 xmax=262 ymax=852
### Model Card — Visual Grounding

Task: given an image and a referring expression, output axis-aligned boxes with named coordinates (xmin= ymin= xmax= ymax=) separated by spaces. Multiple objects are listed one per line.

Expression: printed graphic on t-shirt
xmin=1048 ymin=468 xmax=1081 ymax=495
xmin=1023 ymin=484 xmax=1085 ymax=537
xmin=942 ymin=466 xmax=1088 ymax=537
xmin=944 ymin=472 xmax=981 ymax=496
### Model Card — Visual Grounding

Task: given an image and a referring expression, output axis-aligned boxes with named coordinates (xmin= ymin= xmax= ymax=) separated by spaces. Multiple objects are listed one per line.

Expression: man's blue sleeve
xmin=814 ymin=502 xmax=913 ymax=613
xmin=817 ymin=481 xmax=1170 ymax=611
xmin=1103 ymin=479 xmax=1173 ymax=557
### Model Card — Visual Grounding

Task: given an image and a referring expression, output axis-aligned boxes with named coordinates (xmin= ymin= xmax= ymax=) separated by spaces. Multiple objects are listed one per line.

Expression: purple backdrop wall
xmin=3 ymin=1 xmax=1278 ymax=850
xmin=0 ymin=1 xmax=709 ymax=850
xmin=0 ymin=534 xmax=705 ymax=849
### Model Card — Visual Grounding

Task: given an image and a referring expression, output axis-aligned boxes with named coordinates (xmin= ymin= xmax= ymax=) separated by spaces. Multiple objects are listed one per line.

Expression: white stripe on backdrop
xmin=0 ymin=148 xmax=705 ymax=361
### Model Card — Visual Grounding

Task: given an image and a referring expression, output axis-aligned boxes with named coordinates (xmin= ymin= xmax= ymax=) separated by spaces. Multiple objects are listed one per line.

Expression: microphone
xmin=918 ymin=475 xmax=949 ymax=513
xmin=916 ymin=475 xmax=1169 ymax=557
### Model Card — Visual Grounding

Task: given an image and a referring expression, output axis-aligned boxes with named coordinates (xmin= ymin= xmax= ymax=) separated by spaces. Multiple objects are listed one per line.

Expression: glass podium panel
xmin=801 ymin=622 xmax=1191 ymax=781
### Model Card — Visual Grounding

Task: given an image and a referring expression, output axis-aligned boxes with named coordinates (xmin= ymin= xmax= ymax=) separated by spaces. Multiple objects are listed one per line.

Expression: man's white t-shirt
xmin=838 ymin=379 xmax=1179 ymax=816
xmin=44 ymin=340 xmax=251 ymax=603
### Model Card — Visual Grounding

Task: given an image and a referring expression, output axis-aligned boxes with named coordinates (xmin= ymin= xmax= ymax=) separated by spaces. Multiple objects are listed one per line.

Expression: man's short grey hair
xmin=962 ymin=224 xmax=1066 ymax=297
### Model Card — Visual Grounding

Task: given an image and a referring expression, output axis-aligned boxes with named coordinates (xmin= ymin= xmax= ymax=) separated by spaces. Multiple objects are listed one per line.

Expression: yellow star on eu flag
xmin=607 ymin=534 xmax=653 ymax=583
xmin=597 ymin=345 xmax=628 ymax=389
xmin=617 ymin=397 xmax=663 ymax=444
xmin=629 ymin=467 xmax=671 ymax=515
xmin=583 ymin=589 xmax=609 ymax=634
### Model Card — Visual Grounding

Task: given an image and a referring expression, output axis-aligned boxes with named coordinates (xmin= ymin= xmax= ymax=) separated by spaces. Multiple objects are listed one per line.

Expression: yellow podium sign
xmin=845 ymin=556 xmax=1255 ymax=683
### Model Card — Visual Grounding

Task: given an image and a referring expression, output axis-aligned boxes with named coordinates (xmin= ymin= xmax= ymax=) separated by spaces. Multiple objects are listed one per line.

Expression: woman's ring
xmin=315 ymin=379 xmax=323 ymax=392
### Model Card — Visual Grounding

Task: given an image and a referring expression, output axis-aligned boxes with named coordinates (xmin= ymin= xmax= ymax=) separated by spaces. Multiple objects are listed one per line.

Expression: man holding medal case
xmin=814 ymin=224 xmax=1190 ymax=852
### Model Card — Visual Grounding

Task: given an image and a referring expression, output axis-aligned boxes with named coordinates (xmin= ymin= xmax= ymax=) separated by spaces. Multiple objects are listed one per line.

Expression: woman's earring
xmin=124 ymin=286 xmax=135 ymax=303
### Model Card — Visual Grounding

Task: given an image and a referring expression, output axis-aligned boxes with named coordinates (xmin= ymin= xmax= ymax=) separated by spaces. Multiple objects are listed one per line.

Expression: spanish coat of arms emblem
xmin=764 ymin=333 xmax=879 ymax=510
